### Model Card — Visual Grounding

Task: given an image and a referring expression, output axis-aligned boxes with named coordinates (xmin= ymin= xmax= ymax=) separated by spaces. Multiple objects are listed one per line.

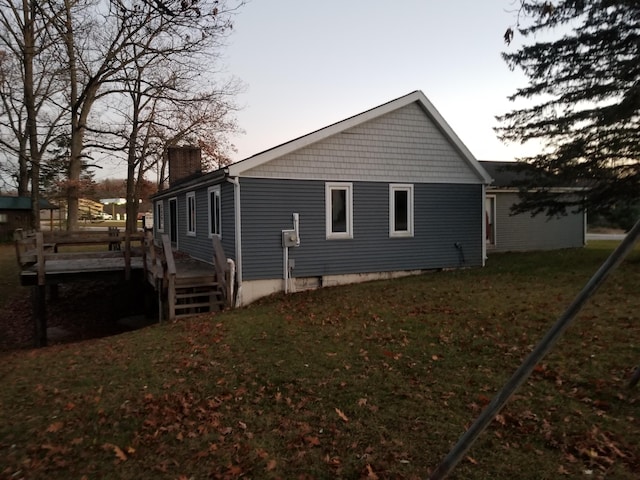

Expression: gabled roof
xmin=0 ymin=196 xmax=58 ymax=210
xmin=227 ymin=90 xmax=492 ymax=184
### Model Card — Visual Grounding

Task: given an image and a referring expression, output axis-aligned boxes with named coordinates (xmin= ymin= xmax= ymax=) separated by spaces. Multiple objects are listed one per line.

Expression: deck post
xmin=32 ymin=285 xmax=47 ymax=347
xmin=124 ymin=232 xmax=131 ymax=280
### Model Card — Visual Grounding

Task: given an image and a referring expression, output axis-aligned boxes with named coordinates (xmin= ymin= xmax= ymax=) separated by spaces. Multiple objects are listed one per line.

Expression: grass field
xmin=0 ymin=242 xmax=638 ymax=479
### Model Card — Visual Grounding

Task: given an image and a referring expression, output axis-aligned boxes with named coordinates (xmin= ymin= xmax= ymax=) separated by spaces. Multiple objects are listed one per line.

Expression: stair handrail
xmin=212 ymin=235 xmax=229 ymax=306
xmin=160 ymin=234 xmax=177 ymax=321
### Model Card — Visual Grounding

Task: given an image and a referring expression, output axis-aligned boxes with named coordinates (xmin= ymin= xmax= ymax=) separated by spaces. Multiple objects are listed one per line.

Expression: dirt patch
xmin=0 ymin=279 xmax=155 ymax=351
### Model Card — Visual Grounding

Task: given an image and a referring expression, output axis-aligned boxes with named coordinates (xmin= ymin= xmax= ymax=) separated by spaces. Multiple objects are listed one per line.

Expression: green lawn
xmin=0 ymin=242 xmax=638 ymax=479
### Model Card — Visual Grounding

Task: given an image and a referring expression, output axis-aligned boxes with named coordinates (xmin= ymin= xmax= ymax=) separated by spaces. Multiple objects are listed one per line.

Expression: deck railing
xmin=14 ymin=228 xmax=144 ymax=275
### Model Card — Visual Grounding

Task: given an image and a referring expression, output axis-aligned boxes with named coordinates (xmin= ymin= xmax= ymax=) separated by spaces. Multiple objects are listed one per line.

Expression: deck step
xmin=175 ymin=301 xmax=216 ymax=310
xmin=175 ymin=284 xmax=219 ymax=290
xmin=175 ymin=293 xmax=222 ymax=301
xmin=176 ymin=277 xmax=217 ymax=286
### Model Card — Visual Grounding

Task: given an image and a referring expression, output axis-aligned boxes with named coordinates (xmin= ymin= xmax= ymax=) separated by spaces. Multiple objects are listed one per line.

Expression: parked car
xmin=93 ymin=212 xmax=113 ymax=220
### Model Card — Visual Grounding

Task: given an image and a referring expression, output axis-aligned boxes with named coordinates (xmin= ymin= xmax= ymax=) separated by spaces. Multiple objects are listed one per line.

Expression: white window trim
xmin=486 ymin=194 xmax=497 ymax=247
xmin=389 ymin=183 xmax=414 ymax=238
xmin=325 ymin=182 xmax=353 ymax=239
xmin=208 ymin=185 xmax=222 ymax=238
xmin=186 ymin=191 xmax=196 ymax=236
xmin=155 ymin=201 xmax=164 ymax=232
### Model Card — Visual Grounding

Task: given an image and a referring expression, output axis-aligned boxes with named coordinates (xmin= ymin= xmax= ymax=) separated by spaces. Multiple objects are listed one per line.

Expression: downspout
xmin=226 ymin=176 xmax=243 ymax=306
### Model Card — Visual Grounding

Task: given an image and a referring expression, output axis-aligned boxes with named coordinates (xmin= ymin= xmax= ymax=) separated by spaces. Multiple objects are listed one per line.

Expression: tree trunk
xmin=17 ymin=138 xmax=29 ymax=196
xmin=23 ymin=0 xmax=40 ymax=229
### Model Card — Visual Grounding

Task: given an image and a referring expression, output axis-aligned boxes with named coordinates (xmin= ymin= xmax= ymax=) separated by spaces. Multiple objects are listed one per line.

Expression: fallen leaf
xmin=46 ymin=421 xmax=64 ymax=433
xmin=266 ymin=459 xmax=277 ymax=471
xmin=226 ymin=465 xmax=243 ymax=475
xmin=113 ymin=445 xmax=128 ymax=462
xmin=366 ymin=463 xmax=379 ymax=479
xmin=304 ymin=435 xmax=321 ymax=446
xmin=335 ymin=407 xmax=349 ymax=422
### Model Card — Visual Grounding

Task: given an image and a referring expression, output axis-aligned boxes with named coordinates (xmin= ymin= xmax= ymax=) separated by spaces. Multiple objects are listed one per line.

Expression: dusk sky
xmin=223 ymin=0 xmax=536 ymax=163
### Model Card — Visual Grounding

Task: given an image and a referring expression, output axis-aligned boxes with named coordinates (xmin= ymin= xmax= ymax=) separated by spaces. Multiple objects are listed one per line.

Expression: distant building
xmin=0 ymin=196 xmax=58 ymax=241
xmin=480 ymin=161 xmax=586 ymax=253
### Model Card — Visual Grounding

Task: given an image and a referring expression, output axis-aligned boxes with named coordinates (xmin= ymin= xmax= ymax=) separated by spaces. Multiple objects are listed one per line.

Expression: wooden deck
xmin=14 ymin=229 xmax=231 ymax=347
xmin=19 ymin=253 xmax=145 ymax=286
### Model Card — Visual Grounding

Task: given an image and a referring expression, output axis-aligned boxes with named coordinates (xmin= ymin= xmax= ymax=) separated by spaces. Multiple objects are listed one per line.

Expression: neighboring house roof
xmin=479 ymin=161 xmax=582 ymax=191
xmin=479 ymin=161 xmax=519 ymax=188
xmin=227 ymin=91 xmax=492 ymax=184
xmin=0 ymin=196 xmax=58 ymax=210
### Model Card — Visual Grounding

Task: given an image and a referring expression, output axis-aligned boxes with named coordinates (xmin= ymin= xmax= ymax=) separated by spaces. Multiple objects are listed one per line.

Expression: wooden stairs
xmin=143 ymin=231 xmax=232 ymax=321
xmin=172 ymin=273 xmax=225 ymax=319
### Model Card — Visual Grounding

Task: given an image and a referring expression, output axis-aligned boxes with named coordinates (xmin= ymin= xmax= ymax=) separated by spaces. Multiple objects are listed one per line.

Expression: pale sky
xmin=223 ymin=0 xmax=534 ymax=163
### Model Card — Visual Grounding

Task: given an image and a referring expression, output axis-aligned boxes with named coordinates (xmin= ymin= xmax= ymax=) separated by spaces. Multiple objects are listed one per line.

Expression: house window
xmin=155 ymin=201 xmax=164 ymax=232
xmin=0 ymin=213 xmax=7 ymax=223
xmin=326 ymin=182 xmax=353 ymax=239
xmin=208 ymin=186 xmax=221 ymax=237
xmin=390 ymin=184 xmax=414 ymax=237
xmin=186 ymin=192 xmax=196 ymax=236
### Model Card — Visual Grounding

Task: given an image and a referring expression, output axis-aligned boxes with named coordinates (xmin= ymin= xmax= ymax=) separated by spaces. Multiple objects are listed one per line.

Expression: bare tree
xmin=149 ymin=82 xmax=243 ymax=192
xmin=1 ymin=0 xmax=243 ymax=232
xmin=43 ymin=0 xmax=243 ymax=231
xmin=0 ymin=0 xmax=66 ymax=227
xmin=82 ymin=0 xmax=243 ymax=232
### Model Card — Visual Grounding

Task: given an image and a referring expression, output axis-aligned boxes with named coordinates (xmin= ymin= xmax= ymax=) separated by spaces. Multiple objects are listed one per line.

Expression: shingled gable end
xmin=153 ymin=90 xmax=492 ymax=306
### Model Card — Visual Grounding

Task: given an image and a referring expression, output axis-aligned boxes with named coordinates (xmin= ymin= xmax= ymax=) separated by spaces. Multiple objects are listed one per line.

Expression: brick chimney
xmin=168 ymin=146 xmax=202 ymax=186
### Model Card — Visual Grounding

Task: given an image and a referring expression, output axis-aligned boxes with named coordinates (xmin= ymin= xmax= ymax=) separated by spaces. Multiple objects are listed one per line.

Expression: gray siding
xmin=490 ymin=191 xmax=584 ymax=253
xmin=240 ymin=177 xmax=483 ymax=280
xmin=242 ymin=103 xmax=480 ymax=184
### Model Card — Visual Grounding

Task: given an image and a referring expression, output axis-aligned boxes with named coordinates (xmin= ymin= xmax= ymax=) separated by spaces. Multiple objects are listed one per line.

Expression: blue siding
xmin=153 ymin=181 xmax=236 ymax=263
xmin=240 ymin=178 xmax=483 ymax=280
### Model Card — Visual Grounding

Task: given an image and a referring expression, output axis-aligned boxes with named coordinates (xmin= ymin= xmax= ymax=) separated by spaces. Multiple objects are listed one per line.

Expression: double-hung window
xmin=186 ymin=192 xmax=196 ymax=236
xmin=155 ymin=201 xmax=164 ymax=232
xmin=326 ymin=182 xmax=353 ymax=239
xmin=208 ymin=186 xmax=221 ymax=237
xmin=389 ymin=184 xmax=414 ymax=237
